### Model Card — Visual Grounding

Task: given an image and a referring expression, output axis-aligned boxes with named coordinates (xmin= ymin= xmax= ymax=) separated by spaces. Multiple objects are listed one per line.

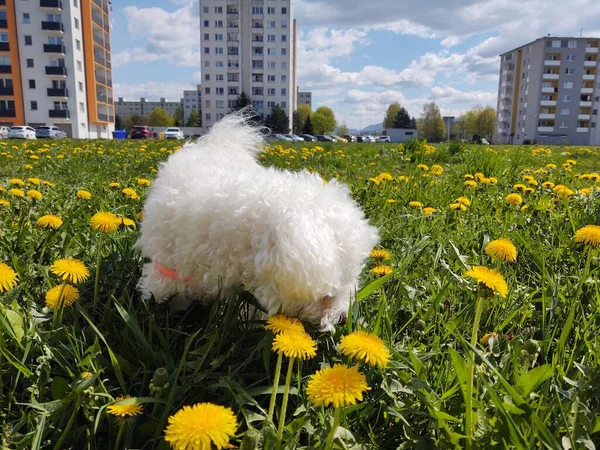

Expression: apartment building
xmin=496 ymin=36 xmax=600 ymax=146
xmin=297 ymin=89 xmax=311 ymax=108
xmin=183 ymin=85 xmax=202 ymax=123
xmin=115 ymin=97 xmax=182 ymax=118
xmin=199 ymin=0 xmax=296 ymax=129
xmin=0 ymin=0 xmax=114 ymax=137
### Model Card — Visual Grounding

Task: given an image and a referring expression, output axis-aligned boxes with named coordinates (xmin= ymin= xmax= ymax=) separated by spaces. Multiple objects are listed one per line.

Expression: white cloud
xmin=114 ymin=81 xmax=195 ymax=102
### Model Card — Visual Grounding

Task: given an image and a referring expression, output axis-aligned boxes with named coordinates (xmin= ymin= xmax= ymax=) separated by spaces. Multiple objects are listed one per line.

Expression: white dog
xmin=136 ymin=114 xmax=379 ymax=331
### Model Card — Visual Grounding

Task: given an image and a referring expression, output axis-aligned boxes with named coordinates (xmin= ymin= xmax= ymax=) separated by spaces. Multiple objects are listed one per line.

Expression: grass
xmin=0 ymin=137 xmax=600 ymax=449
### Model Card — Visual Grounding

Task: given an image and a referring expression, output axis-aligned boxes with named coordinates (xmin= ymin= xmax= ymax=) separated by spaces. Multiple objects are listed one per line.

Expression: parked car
xmin=480 ymin=138 xmax=490 ymax=145
xmin=343 ymin=135 xmax=357 ymax=142
xmin=330 ymin=135 xmax=348 ymax=143
xmin=298 ymin=134 xmax=316 ymax=142
xmin=378 ymin=136 xmax=391 ymax=143
xmin=284 ymin=134 xmax=305 ymax=142
xmin=8 ymin=126 xmax=36 ymax=139
xmin=356 ymin=135 xmax=371 ymax=142
xmin=164 ymin=127 xmax=184 ymax=139
xmin=36 ymin=126 xmax=67 ymax=139
xmin=266 ymin=134 xmax=293 ymax=142
xmin=130 ymin=126 xmax=154 ymax=139
xmin=0 ymin=126 xmax=9 ymax=138
xmin=316 ymin=135 xmax=335 ymax=142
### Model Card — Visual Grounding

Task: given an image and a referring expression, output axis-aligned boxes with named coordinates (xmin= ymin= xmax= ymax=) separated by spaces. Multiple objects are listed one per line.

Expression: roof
xmin=499 ymin=35 xmax=600 ymax=56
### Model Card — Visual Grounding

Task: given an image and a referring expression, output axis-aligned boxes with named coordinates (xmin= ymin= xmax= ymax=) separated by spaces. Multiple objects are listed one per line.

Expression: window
xmin=268 ymin=35 xmax=275 ymax=42
xmin=203 ymin=6 xmax=209 ymax=13
xmin=204 ymin=47 xmax=210 ymax=54
xmin=215 ymin=34 xmax=223 ymax=41
xmin=73 ymin=0 xmax=78 ymax=7
xmin=565 ymin=68 xmax=575 ymax=75
xmin=216 ymin=47 xmax=223 ymax=54
xmin=80 ymin=102 xmax=84 ymax=112
xmin=203 ymin=20 xmax=209 ymax=27
xmin=267 ymin=101 xmax=276 ymax=108
xmin=268 ymin=88 xmax=275 ymax=96
xmin=268 ymin=61 xmax=276 ymax=69
xmin=76 ymin=39 xmax=81 ymax=51
xmin=28 ymin=79 xmax=35 ymax=89
xmin=281 ymin=21 xmax=288 ymax=28
xmin=22 ymin=13 xmax=30 ymax=24
xmin=560 ymin=108 xmax=570 ymax=115
xmin=24 ymin=35 xmax=32 ymax=45
xmin=204 ymin=60 xmax=210 ymax=67
xmin=281 ymin=75 xmax=287 ymax=82
xmin=205 ymin=100 xmax=211 ymax=108
xmin=282 ymin=7 xmax=287 ymax=14
xmin=281 ymin=88 xmax=287 ymax=95
xmin=215 ymin=20 xmax=223 ymax=28
xmin=268 ymin=20 xmax=276 ymax=28
xmin=30 ymin=101 xmax=37 ymax=110
xmin=203 ymin=33 xmax=209 ymax=41
xmin=567 ymin=54 xmax=576 ymax=61
xmin=267 ymin=7 xmax=275 ymax=14
xmin=281 ymin=61 xmax=287 ymax=69
xmin=216 ymin=60 xmax=224 ymax=67
xmin=216 ymin=87 xmax=224 ymax=95
xmin=204 ymin=73 xmax=210 ymax=81
xmin=563 ymin=81 xmax=573 ymax=89
xmin=74 ymin=17 xmax=79 ymax=29
xmin=216 ymin=74 xmax=223 ymax=81
xmin=267 ymin=48 xmax=275 ymax=55
xmin=205 ymin=87 xmax=210 ymax=94
xmin=560 ymin=121 xmax=569 ymax=128
xmin=78 ymin=81 xmax=83 ymax=92
xmin=267 ymin=74 xmax=275 ymax=82
xmin=568 ymin=40 xmax=578 ymax=48
xmin=281 ymin=101 xmax=287 ymax=108
xmin=205 ymin=113 xmax=211 ymax=120
xmin=281 ymin=34 xmax=287 ymax=42
xmin=214 ymin=6 xmax=222 ymax=13
xmin=26 ymin=58 xmax=34 ymax=68
xmin=216 ymin=100 xmax=224 ymax=108
xmin=251 ymin=6 xmax=263 ymax=14
xmin=77 ymin=60 xmax=82 ymax=71
xmin=563 ymin=95 xmax=572 ymax=102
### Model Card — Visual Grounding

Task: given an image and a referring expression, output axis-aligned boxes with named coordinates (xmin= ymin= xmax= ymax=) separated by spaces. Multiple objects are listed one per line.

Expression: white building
xmin=2 ymin=0 xmax=115 ymax=137
xmin=183 ymin=85 xmax=202 ymax=123
xmin=199 ymin=0 xmax=296 ymax=128
xmin=297 ymin=90 xmax=311 ymax=108
xmin=115 ymin=97 xmax=183 ymax=118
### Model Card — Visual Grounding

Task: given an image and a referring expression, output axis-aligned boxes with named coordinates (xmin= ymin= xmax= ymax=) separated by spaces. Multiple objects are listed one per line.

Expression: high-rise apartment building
xmin=496 ymin=36 xmax=600 ymax=145
xmin=0 ymin=0 xmax=114 ymax=138
xmin=183 ymin=85 xmax=202 ymax=124
xmin=199 ymin=0 xmax=296 ymax=129
xmin=297 ymin=89 xmax=311 ymax=108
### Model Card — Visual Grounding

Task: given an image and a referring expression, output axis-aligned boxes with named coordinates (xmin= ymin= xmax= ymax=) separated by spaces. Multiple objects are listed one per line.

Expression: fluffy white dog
xmin=137 ymin=114 xmax=379 ymax=331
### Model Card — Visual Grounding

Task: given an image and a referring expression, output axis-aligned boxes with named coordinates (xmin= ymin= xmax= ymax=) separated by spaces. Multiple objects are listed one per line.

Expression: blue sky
xmin=111 ymin=0 xmax=600 ymax=129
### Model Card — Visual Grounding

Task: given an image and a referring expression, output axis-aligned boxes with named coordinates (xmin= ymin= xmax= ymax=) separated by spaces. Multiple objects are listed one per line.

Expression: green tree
xmin=230 ymin=92 xmax=261 ymax=124
xmin=383 ymin=103 xmax=402 ymax=129
xmin=173 ymin=106 xmax=184 ymax=127
xmin=292 ymin=111 xmax=303 ymax=134
xmin=186 ymin=109 xmax=202 ymax=127
xmin=148 ymin=108 xmax=172 ymax=127
xmin=391 ymin=106 xmax=413 ymax=128
xmin=303 ymin=115 xmax=314 ymax=134
xmin=264 ymin=104 xmax=290 ymax=134
xmin=115 ymin=114 xmax=123 ymax=130
xmin=337 ymin=123 xmax=349 ymax=136
xmin=462 ymin=105 xmax=496 ymax=141
xmin=296 ymin=104 xmax=312 ymax=131
xmin=311 ymin=106 xmax=336 ymax=134
xmin=417 ymin=102 xmax=446 ymax=142
xmin=123 ymin=114 xmax=148 ymax=131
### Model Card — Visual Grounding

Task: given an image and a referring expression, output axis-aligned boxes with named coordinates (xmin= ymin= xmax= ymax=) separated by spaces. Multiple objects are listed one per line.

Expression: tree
xmin=231 ymin=92 xmax=252 ymax=112
xmin=303 ymin=115 xmax=314 ymax=134
xmin=337 ymin=123 xmax=349 ymax=136
xmin=383 ymin=103 xmax=402 ymax=129
xmin=123 ymin=114 xmax=148 ymax=131
xmin=311 ymin=106 xmax=336 ymax=134
xmin=391 ymin=106 xmax=414 ymax=129
xmin=292 ymin=111 xmax=303 ymax=134
xmin=417 ymin=102 xmax=446 ymax=142
xmin=264 ymin=104 xmax=290 ymax=134
xmin=173 ymin=106 xmax=184 ymax=127
xmin=410 ymin=117 xmax=417 ymax=129
xmin=186 ymin=109 xmax=202 ymax=127
xmin=296 ymin=104 xmax=312 ymax=131
xmin=148 ymin=108 xmax=172 ymax=127
xmin=461 ymin=105 xmax=496 ymax=141
xmin=115 ymin=114 xmax=123 ymax=130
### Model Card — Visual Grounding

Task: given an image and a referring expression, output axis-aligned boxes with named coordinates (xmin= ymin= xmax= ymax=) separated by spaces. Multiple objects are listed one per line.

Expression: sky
xmin=111 ymin=0 xmax=600 ymax=129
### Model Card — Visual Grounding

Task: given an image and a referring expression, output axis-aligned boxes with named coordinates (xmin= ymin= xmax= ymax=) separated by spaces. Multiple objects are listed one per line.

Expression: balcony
xmin=540 ymin=100 xmax=557 ymax=106
xmin=49 ymin=109 xmax=69 ymax=119
xmin=45 ymin=66 xmax=67 ymax=76
xmin=47 ymin=87 xmax=68 ymax=97
xmin=577 ymin=127 xmax=589 ymax=132
xmin=0 ymin=0 xmax=5 ymax=5
xmin=538 ymin=126 xmax=554 ymax=132
xmin=43 ymin=44 xmax=66 ymax=54
xmin=586 ymin=47 xmax=599 ymax=53
xmin=578 ymin=114 xmax=591 ymax=120
xmin=581 ymin=87 xmax=594 ymax=94
xmin=541 ymin=87 xmax=557 ymax=93
xmin=41 ymin=21 xmax=64 ymax=32
xmin=0 ymin=86 xmax=13 ymax=95
xmin=543 ymin=73 xmax=560 ymax=80
xmin=584 ymin=60 xmax=598 ymax=67
xmin=0 ymin=20 xmax=7 ymax=29
xmin=580 ymin=101 xmax=593 ymax=107
xmin=0 ymin=42 xmax=9 ymax=52
xmin=40 ymin=0 xmax=62 ymax=9
xmin=0 ymin=65 xmax=10 ymax=74
xmin=539 ymin=113 xmax=555 ymax=119
xmin=544 ymin=60 xmax=561 ymax=66
xmin=0 ymin=108 xmax=15 ymax=117
xmin=583 ymin=74 xmax=596 ymax=80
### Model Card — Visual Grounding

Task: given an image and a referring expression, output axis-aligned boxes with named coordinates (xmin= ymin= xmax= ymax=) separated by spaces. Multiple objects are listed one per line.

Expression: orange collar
xmin=156 ymin=263 xmax=192 ymax=282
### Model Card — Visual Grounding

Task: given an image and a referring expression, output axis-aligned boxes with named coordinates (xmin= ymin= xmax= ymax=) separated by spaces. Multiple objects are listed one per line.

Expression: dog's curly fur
xmin=137 ymin=114 xmax=379 ymax=331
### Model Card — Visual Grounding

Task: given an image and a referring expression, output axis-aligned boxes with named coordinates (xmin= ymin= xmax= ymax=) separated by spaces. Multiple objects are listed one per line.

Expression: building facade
xmin=115 ymin=97 xmax=183 ymax=119
xmin=0 ymin=0 xmax=114 ymax=137
xmin=496 ymin=36 xmax=600 ymax=146
xmin=183 ymin=85 xmax=201 ymax=124
xmin=199 ymin=0 xmax=296 ymax=128
xmin=297 ymin=90 xmax=311 ymax=108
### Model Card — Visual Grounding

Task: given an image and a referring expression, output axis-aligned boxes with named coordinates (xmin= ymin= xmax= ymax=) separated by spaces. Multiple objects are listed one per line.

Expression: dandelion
xmin=513 ymin=183 xmax=526 ymax=191
xmin=164 ymin=403 xmax=238 ymax=450
xmin=542 ymin=181 xmax=555 ymax=189
xmin=76 ymin=190 xmax=92 ymax=200
xmin=9 ymin=178 xmax=24 ymax=186
xmin=122 ymin=188 xmax=139 ymax=200
xmin=505 ymin=193 xmax=523 ymax=205
xmin=27 ymin=177 xmax=40 ymax=185
xmin=455 ymin=196 xmax=471 ymax=206
xmin=480 ymin=332 xmax=498 ymax=345
xmin=397 ymin=175 xmax=409 ymax=183
xmin=371 ymin=265 xmax=392 ymax=277
xmin=575 ymin=225 xmax=600 ymax=248
xmin=465 ymin=266 xmax=508 ymax=298
xmin=369 ymin=249 xmax=391 ymax=262
xmin=417 ymin=164 xmax=429 ymax=171
xmin=387 ymin=198 xmax=397 ymax=204
xmin=306 ymin=364 xmax=370 ymax=408
xmin=264 ymin=315 xmax=304 ymax=334
xmin=91 ymin=212 xmax=119 ymax=233
xmin=430 ymin=164 xmax=444 ymax=175
xmin=450 ymin=203 xmax=467 ymax=211
xmin=485 ymin=238 xmax=517 ymax=263
xmin=464 ymin=174 xmax=474 ymax=180
xmin=50 ymin=258 xmax=89 ymax=284
xmin=118 ymin=217 xmax=136 ymax=228
xmin=408 ymin=201 xmax=423 ymax=207
xmin=45 ymin=284 xmax=80 ymax=309
xmin=546 ymin=164 xmax=557 ymax=169
xmin=339 ymin=330 xmax=391 ymax=368
xmin=36 ymin=215 xmax=63 ymax=229
xmin=107 ymin=395 xmax=144 ymax=418
xmin=0 ymin=200 xmax=9 ymax=207
xmin=488 ymin=177 xmax=498 ymax=184
xmin=108 ymin=182 xmax=121 ymax=188
xmin=474 ymin=173 xmax=485 ymax=181
xmin=523 ymin=187 xmax=535 ymax=194
xmin=137 ymin=178 xmax=151 ymax=186
xmin=26 ymin=189 xmax=43 ymax=200
xmin=553 ymin=184 xmax=574 ymax=198
xmin=464 ymin=180 xmax=477 ymax=188
xmin=9 ymin=188 xmax=24 ymax=197
xmin=0 ymin=262 xmax=18 ymax=292
xmin=423 ymin=207 xmax=437 ymax=215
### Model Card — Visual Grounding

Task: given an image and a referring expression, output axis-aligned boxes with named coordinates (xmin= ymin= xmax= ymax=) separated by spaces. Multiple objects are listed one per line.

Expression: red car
xmin=130 ymin=126 xmax=154 ymax=139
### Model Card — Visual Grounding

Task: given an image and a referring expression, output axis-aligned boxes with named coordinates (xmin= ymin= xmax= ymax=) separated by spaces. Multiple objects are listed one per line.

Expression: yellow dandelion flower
xmin=50 ymin=258 xmax=90 ymax=284
xmin=488 ymin=177 xmax=498 ymax=184
xmin=0 ymin=200 xmax=9 ymax=207
xmin=580 ymin=188 xmax=592 ymax=196
xmin=430 ymin=164 xmax=444 ymax=175
xmin=9 ymin=178 xmax=24 ymax=186
xmin=575 ymin=225 xmax=600 ymax=248
xmin=450 ymin=203 xmax=467 ymax=211
xmin=542 ymin=181 xmax=555 ymax=189
xmin=272 ymin=330 xmax=317 ymax=359
xmin=505 ymin=193 xmax=523 ymax=205
xmin=417 ymin=164 xmax=429 ymax=171
xmin=42 ymin=181 xmax=55 ymax=187
xmin=0 ymin=262 xmax=18 ymax=292
xmin=485 ymin=238 xmax=517 ymax=262
xmin=306 ymin=364 xmax=370 ymax=408
xmin=164 ymin=403 xmax=238 ymax=450
xmin=45 ymin=284 xmax=80 ymax=309
xmin=397 ymin=175 xmax=409 ymax=183
xmin=369 ymin=177 xmax=381 ymax=185
xmin=553 ymin=184 xmax=574 ymax=198
xmin=137 ymin=178 xmax=151 ymax=186
xmin=339 ymin=330 xmax=391 ymax=368
xmin=118 ymin=217 xmax=136 ymax=228
xmin=26 ymin=190 xmax=43 ymax=200
xmin=408 ymin=201 xmax=423 ymax=207
xmin=371 ymin=265 xmax=392 ymax=277
xmin=27 ymin=177 xmax=40 ymax=185
xmin=528 ymin=179 xmax=538 ymax=186
xmin=523 ymin=187 xmax=535 ymax=194
xmin=566 ymin=159 xmax=576 ymax=165
xmin=387 ymin=198 xmax=397 ymax=204
xmin=108 ymin=182 xmax=121 ymax=188
xmin=546 ymin=164 xmax=556 ymax=169
xmin=455 ymin=196 xmax=471 ymax=206
xmin=81 ymin=372 xmax=93 ymax=380
xmin=465 ymin=266 xmax=509 ymax=298
xmin=474 ymin=172 xmax=485 ymax=181
xmin=464 ymin=180 xmax=477 ymax=188
xmin=480 ymin=332 xmax=498 ymax=345
xmin=107 ymin=396 xmax=144 ymax=418
xmin=464 ymin=174 xmax=474 ymax=180
xmin=513 ymin=184 xmax=526 ymax=191
xmin=76 ymin=190 xmax=92 ymax=200
xmin=264 ymin=315 xmax=305 ymax=334
xmin=423 ymin=207 xmax=437 ymax=215
xmin=9 ymin=188 xmax=24 ymax=197
xmin=36 ymin=215 xmax=63 ymax=229
xmin=369 ymin=249 xmax=391 ymax=262
xmin=122 ymin=188 xmax=139 ymax=200
xmin=91 ymin=212 xmax=119 ymax=233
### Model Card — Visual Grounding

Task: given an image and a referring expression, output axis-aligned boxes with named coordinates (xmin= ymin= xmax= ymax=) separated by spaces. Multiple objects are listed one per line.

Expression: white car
xmin=284 ymin=134 xmax=305 ymax=142
xmin=9 ymin=126 xmax=37 ymax=139
xmin=164 ymin=127 xmax=184 ymax=139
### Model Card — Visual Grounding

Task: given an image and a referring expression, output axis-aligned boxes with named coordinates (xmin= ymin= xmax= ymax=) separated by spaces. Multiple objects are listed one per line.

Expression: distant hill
xmin=360 ymin=122 xmax=384 ymax=134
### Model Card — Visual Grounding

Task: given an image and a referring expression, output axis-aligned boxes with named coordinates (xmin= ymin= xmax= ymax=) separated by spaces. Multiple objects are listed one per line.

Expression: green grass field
xmin=1 ymin=138 xmax=600 ymax=449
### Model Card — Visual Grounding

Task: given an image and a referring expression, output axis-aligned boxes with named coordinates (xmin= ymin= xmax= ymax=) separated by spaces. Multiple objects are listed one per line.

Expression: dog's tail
xmin=198 ymin=110 xmax=264 ymax=158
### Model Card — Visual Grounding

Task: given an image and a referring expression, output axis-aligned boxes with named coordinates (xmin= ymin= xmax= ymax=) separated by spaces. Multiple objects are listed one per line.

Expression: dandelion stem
xmin=53 ymin=396 xmax=82 ymax=450
xmin=276 ymin=356 xmax=295 ymax=448
xmin=38 ymin=233 xmax=50 ymax=264
xmin=465 ymin=294 xmax=484 ymax=450
xmin=93 ymin=232 xmax=103 ymax=304
xmin=325 ymin=407 xmax=343 ymax=450
xmin=51 ymin=281 xmax=67 ymax=331
xmin=267 ymin=352 xmax=283 ymax=421
xmin=114 ymin=421 xmax=126 ymax=450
